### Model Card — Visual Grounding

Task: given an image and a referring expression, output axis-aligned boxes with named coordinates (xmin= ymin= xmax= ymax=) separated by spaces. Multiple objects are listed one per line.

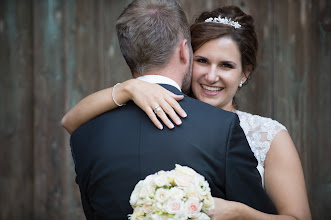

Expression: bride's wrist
xmin=233 ymin=202 xmax=250 ymax=220
xmin=121 ymin=79 xmax=137 ymax=101
xmin=221 ymin=201 xmax=243 ymax=220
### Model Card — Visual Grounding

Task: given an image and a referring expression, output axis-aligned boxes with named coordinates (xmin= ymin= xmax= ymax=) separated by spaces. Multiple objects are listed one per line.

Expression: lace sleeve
xmin=236 ymin=111 xmax=287 ymax=168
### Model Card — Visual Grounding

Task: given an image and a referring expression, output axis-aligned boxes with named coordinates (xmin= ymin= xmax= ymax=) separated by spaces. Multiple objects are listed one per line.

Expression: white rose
xmin=145 ymin=175 xmax=157 ymax=196
xmin=154 ymin=172 xmax=169 ymax=187
xmin=167 ymin=170 xmax=176 ymax=183
xmin=155 ymin=188 xmax=169 ymax=203
xmin=194 ymin=175 xmax=210 ymax=199
xmin=152 ymin=201 xmax=166 ymax=213
xmin=168 ymin=187 xmax=184 ymax=200
xmin=175 ymin=164 xmax=197 ymax=177
xmin=138 ymin=184 xmax=149 ymax=199
xmin=174 ymin=173 xmax=194 ymax=187
xmin=134 ymin=175 xmax=156 ymax=202
xmin=202 ymin=193 xmax=215 ymax=212
xmin=145 ymin=213 xmax=159 ymax=220
xmin=130 ymin=180 xmax=144 ymax=206
xmin=165 ymin=198 xmax=184 ymax=214
xmin=185 ymin=197 xmax=202 ymax=218
xmin=142 ymin=204 xmax=152 ymax=214
xmin=132 ymin=206 xmax=145 ymax=218
xmin=192 ymin=212 xmax=211 ymax=220
xmin=174 ymin=213 xmax=188 ymax=220
xmin=183 ymin=184 xmax=199 ymax=198
xmin=129 ymin=192 xmax=139 ymax=207
xmin=146 ymin=213 xmax=171 ymax=220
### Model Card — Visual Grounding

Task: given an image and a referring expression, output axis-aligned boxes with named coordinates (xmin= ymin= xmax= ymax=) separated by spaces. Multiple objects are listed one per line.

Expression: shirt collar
xmin=137 ymin=75 xmax=181 ymax=91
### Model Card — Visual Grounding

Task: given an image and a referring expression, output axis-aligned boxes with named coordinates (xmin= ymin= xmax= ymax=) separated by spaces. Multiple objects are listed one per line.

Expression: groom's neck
xmin=134 ymin=67 xmax=184 ymax=89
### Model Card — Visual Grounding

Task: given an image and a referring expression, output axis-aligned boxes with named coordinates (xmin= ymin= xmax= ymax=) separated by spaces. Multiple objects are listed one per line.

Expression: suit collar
xmin=137 ymin=75 xmax=181 ymax=92
xmin=158 ymin=84 xmax=183 ymax=95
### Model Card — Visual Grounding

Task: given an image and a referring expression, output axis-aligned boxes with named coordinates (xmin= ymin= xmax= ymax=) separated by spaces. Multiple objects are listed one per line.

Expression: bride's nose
xmin=204 ymin=66 xmax=219 ymax=84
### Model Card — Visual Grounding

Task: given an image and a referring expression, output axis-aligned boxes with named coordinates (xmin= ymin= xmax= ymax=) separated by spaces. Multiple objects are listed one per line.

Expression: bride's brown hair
xmin=190 ymin=6 xmax=258 ymax=107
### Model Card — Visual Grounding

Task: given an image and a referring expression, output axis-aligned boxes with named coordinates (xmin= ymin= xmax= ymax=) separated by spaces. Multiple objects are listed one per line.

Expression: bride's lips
xmin=201 ymin=84 xmax=223 ymax=96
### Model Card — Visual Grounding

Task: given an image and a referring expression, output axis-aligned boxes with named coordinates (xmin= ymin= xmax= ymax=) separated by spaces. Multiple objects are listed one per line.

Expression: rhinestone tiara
xmin=205 ymin=16 xmax=241 ymax=29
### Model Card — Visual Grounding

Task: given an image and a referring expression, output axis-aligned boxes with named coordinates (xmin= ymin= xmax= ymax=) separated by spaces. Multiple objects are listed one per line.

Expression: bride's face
xmin=191 ymin=37 xmax=246 ymax=112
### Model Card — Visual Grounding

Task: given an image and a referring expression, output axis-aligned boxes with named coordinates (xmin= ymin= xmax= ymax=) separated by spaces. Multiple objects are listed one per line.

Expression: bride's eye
xmin=196 ymin=58 xmax=208 ymax=64
xmin=221 ymin=63 xmax=234 ymax=69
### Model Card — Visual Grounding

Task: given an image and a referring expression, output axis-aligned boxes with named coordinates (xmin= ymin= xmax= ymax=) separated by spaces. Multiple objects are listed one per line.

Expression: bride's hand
xmin=125 ymin=79 xmax=187 ymax=130
xmin=207 ymin=197 xmax=239 ymax=220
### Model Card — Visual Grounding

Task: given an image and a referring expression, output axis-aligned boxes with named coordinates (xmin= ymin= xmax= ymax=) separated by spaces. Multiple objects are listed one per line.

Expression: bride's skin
xmin=62 ymin=38 xmax=311 ymax=220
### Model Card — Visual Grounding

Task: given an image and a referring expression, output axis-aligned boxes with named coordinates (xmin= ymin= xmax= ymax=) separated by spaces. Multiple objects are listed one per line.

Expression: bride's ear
xmin=241 ymin=65 xmax=252 ymax=84
xmin=179 ymin=39 xmax=189 ymax=64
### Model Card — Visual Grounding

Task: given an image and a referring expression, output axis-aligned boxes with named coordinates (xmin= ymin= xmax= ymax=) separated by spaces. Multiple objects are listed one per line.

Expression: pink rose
xmin=165 ymin=198 xmax=184 ymax=214
xmin=185 ymin=197 xmax=202 ymax=218
xmin=174 ymin=173 xmax=194 ymax=187
xmin=142 ymin=204 xmax=152 ymax=214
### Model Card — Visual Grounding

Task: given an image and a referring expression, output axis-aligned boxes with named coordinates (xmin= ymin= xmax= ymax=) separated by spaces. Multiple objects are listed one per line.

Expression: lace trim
xmin=236 ymin=110 xmax=287 ymax=167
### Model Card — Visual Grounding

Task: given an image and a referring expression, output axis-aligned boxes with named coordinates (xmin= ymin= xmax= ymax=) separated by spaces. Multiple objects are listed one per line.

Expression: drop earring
xmin=239 ymin=81 xmax=243 ymax=88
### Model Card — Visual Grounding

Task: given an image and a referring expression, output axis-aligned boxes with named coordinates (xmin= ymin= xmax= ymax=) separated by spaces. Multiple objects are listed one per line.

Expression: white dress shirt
xmin=137 ymin=75 xmax=181 ymax=92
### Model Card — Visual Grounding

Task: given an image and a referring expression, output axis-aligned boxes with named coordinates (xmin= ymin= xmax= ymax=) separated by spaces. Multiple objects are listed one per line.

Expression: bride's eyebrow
xmin=220 ymin=60 xmax=237 ymax=66
xmin=194 ymin=55 xmax=208 ymax=59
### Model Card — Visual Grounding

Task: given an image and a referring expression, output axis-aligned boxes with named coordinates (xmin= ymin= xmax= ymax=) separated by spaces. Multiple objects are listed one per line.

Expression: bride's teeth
xmin=202 ymin=85 xmax=222 ymax=91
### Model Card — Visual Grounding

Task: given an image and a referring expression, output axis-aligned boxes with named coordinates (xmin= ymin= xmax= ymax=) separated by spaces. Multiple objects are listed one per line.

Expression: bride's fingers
xmin=167 ymin=91 xmax=184 ymax=101
xmin=153 ymin=106 xmax=175 ymax=129
xmin=165 ymin=91 xmax=186 ymax=118
xmin=160 ymin=100 xmax=182 ymax=126
xmin=165 ymin=96 xmax=187 ymax=119
xmin=166 ymin=91 xmax=184 ymax=101
xmin=145 ymin=107 xmax=164 ymax=130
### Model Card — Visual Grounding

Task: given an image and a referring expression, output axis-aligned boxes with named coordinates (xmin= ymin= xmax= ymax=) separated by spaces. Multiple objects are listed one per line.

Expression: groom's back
xmin=71 ymin=86 xmax=235 ymax=219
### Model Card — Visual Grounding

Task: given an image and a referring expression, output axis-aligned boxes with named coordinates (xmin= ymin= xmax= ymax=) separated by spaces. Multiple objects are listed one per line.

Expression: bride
xmin=62 ymin=6 xmax=311 ymax=220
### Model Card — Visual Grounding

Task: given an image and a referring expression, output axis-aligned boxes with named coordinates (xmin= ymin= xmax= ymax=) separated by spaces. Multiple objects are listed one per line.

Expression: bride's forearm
xmin=209 ymin=198 xmax=304 ymax=220
xmin=61 ymin=79 xmax=137 ymax=134
xmin=235 ymin=203 xmax=298 ymax=220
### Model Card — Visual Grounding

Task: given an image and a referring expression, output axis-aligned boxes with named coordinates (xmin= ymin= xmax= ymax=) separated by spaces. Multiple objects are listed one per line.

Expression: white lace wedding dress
xmin=236 ymin=110 xmax=287 ymax=187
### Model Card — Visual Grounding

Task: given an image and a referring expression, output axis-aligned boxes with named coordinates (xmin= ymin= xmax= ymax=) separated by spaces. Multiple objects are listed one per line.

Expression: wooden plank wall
xmin=0 ymin=0 xmax=34 ymax=219
xmin=0 ymin=0 xmax=330 ymax=219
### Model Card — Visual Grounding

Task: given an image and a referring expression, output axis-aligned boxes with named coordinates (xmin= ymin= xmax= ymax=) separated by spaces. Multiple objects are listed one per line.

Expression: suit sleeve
xmin=225 ymin=114 xmax=277 ymax=214
xmin=70 ymin=133 xmax=94 ymax=219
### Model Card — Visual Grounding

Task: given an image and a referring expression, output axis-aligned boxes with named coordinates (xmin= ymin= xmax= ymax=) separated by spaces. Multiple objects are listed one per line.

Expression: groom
xmin=70 ymin=0 xmax=277 ymax=219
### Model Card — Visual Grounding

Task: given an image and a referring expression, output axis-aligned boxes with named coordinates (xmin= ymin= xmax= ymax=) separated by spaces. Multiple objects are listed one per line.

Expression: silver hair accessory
xmin=205 ymin=16 xmax=241 ymax=29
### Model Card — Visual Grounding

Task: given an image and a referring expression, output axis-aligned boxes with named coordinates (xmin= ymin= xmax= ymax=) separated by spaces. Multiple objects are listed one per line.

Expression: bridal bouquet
xmin=128 ymin=164 xmax=215 ymax=220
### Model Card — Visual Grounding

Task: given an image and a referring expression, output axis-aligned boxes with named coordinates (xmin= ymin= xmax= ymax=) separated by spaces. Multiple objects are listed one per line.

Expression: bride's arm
xmin=61 ymin=79 xmax=187 ymax=134
xmin=208 ymin=131 xmax=311 ymax=220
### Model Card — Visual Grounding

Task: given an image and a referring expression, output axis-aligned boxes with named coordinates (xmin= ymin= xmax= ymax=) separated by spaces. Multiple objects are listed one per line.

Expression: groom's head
xmin=116 ymin=0 xmax=191 ymax=77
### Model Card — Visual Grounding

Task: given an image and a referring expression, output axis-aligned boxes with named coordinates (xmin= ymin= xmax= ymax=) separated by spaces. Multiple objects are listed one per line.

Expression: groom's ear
xmin=179 ymin=39 xmax=189 ymax=64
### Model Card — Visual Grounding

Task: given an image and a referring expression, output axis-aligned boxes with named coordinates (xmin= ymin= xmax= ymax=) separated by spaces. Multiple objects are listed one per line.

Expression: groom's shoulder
xmin=182 ymin=95 xmax=236 ymax=119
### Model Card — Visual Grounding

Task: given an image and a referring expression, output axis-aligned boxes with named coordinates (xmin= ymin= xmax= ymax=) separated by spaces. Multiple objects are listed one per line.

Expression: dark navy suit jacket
xmin=70 ymin=84 xmax=277 ymax=219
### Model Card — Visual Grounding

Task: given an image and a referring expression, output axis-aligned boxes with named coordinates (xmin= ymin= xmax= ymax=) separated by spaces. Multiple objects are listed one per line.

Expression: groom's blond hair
xmin=116 ymin=0 xmax=191 ymax=76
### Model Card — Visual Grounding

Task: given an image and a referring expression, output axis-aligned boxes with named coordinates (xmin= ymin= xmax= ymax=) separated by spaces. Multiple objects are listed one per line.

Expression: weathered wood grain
xmin=32 ymin=0 xmax=70 ymax=219
xmin=102 ymin=0 xmax=132 ymax=87
xmin=0 ymin=0 xmax=34 ymax=219
xmin=62 ymin=1 xmax=104 ymax=218
xmin=273 ymin=1 xmax=331 ymax=219
xmin=233 ymin=0 xmax=275 ymax=117
xmin=305 ymin=1 xmax=331 ymax=218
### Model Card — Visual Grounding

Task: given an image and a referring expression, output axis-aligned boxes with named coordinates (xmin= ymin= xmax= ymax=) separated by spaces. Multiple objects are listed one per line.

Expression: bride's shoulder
xmin=236 ymin=110 xmax=287 ymax=136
